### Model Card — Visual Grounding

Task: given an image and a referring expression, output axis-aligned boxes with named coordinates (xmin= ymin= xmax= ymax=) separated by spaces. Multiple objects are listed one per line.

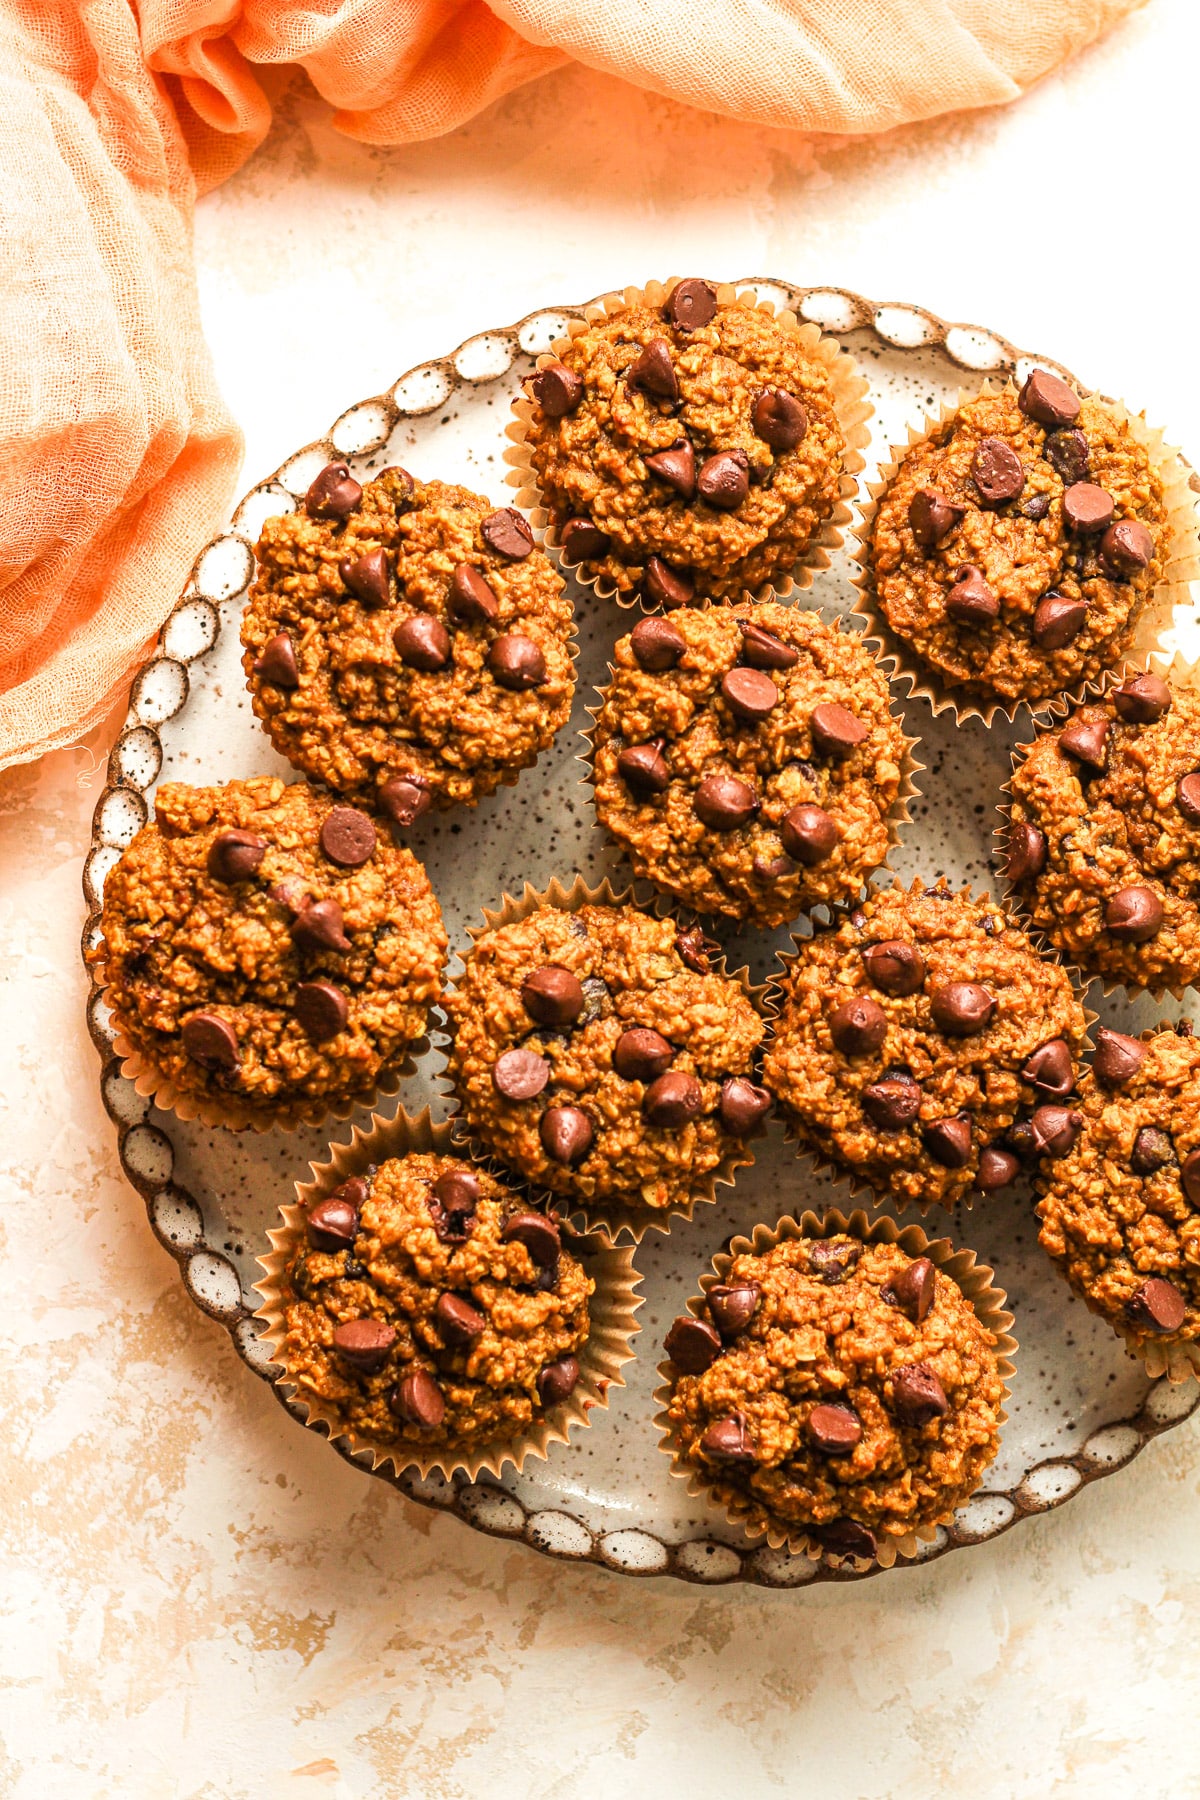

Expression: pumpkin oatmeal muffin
xmin=761 ymin=881 xmax=1088 ymax=1208
xmin=1004 ymin=672 xmax=1200 ymax=993
xmin=866 ymin=372 xmax=1168 ymax=706
xmin=242 ymin=464 xmax=575 ymax=821
xmin=590 ymin=601 xmax=909 ymax=928
xmin=521 ymin=279 xmax=848 ymax=603
xmin=1037 ymin=1023 xmax=1200 ymax=1372
xmin=445 ymin=899 xmax=768 ymax=1225
xmin=278 ymin=1152 xmax=594 ymax=1455
xmin=96 ymin=776 xmax=446 ymax=1126
xmin=662 ymin=1230 xmax=1005 ymax=1558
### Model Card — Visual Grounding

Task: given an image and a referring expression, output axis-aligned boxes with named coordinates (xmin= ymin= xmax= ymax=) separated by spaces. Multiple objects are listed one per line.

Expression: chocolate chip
xmin=1019 ymin=368 xmax=1081 ymax=427
xmin=643 ymin=557 xmax=694 ymax=611
xmin=1126 ymin=1277 xmax=1187 ymax=1335
xmin=307 ymin=1192 xmax=359 ymax=1252
xmin=883 ymin=1256 xmax=936 ymax=1322
xmin=492 ymin=1049 xmax=550 ymax=1101
xmin=291 ymin=897 xmax=351 ymax=954
xmin=501 ymin=1210 xmax=561 ymax=1265
xmin=1131 ymin=1126 xmax=1174 ymax=1175
xmin=974 ymin=1146 xmax=1021 ymax=1193
xmin=891 ymin=1362 xmax=948 ymax=1426
xmin=305 ymin=462 xmax=362 ymax=520
xmin=521 ymin=966 xmax=585 ymax=1028
xmin=614 ymin=1027 xmax=675 ymax=1082
xmin=1059 ymin=716 xmax=1109 ymax=770
xmin=814 ymin=1519 xmax=876 ymax=1560
xmin=294 ymin=980 xmax=348 ymax=1042
xmin=430 ymin=1170 xmax=479 ymax=1238
xmin=436 ymin=1292 xmax=487 ymax=1347
xmin=561 ymin=517 xmax=611 ymax=563
xmin=738 ymin=619 xmax=799 ymax=670
xmin=862 ymin=1072 xmax=920 ymax=1131
xmin=182 ymin=1012 xmax=239 ymax=1071
xmin=481 ymin=508 xmax=534 ymax=560
xmin=697 ymin=450 xmax=750 ymax=511
xmin=1101 ymin=518 xmax=1154 ymax=575
xmin=645 ymin=439 xmax=696 ymax=499
xmin=1093 ymin=1027 xmax=1145 ymax=1088
xmin=389 ymin=1369 xmax=445 ymax=1428
xmin=378 ymin=775 xmax=432 ymax=829
xmin=1021 ymin=1038 xmax=1075 ymax=1098
xmin=779 ymin=803 xmax=840 ymax=865
xmin=618 ymin=741 xmax=670 ymax=795
xmin=1177 ymin=774 xmax=1200 ymax=823
xmin=699 ymin=1415 xmax=756 ymax=1463
xmin=708 ymin=1283 xmax=762 ymax=1336
xmin=630 ymin=616 xmax=686 ymax=671
xmin=694 ymin=773 xmax=758 ymax=831
xmin=1023 ymin=494 xmax=1052 ymax=520
xmin=207 ymin=828 xmax=266 ymax=883
xmin=1005 ymin=1118 xmax=1038 ymax=1164
xmin=972 ymin=438 xmax=1024 ymax=505
xmin=447 ymin=563 xmax=500 ymax=625
xmin=930 ymin=982 xmax=996 ymax=1037
xmin=909 ymin=488 xmax=964 ymax=549
xmin=643 ymin=1069 xmax=702 ymax=1127
xmin=863 ymin=940 xmax=925 ymax=996
xmin=809 ymin=1241 xmax=860 ymax=1285
xmin=488 ymin=635 xmax=547 ymax=690
xmin=1032 ymin=592 xmax=1087 ymax=650
xmin=530 ymin=361 xmax=583 ymax=416
xmin=1182 ymin=1148 xmax=1200 ymax=1206
xmin=722 ymin=667 xmax=779 ymax=722
xmin=320 ymin=806 xmax=376 ymax=868
xmin=1105 ymin=885 xmax=1164 ymax=942
xmin=923 ymin=1115 xmax=972 ymax=1168
xmin=829 ymin=996 xmax=887 ymax=1058
xmin=753 ymin=852 xmax=793 ymax=881
xmin=1111 ymin=673 xmax=1170 ymax=726
xmin=1031 ymin=1104 xmax=1083 ymax=1158
xmin=752 ymin=388 xmax=808 ymax=451
xmin=718 ymin=1077 xmax=772 ymax=1137
xmin=539 ymin=1105 xmax=594 ymax=1166
xmin=664 ymin=1315 xmax=723 ymax=1373
xmin=627 ymin=337 xmax=679 ymax=401
xmin=339 ymin=547 xmax=390 ymax=608
xmin=254 ymin=632 xmax=299 ymax=688
xmin=665 ymin=278 xmax=717 ymax=331
xmin=332 ymin=1318 xmax=396 ymax=1373
xmin=1063 ymin=482 xmax=1114 ymax=533
xmin=1005 ymin=819 xmax=1048 ymax=884
xmin=946 ymin=565 xmax=999 ymax=627
xmin=675 ymin=925 xmax=717 ymax=974
xmin=537 ymin=1356 xmax=580 ymax=1406
xmin=394 ymin=614 xmax=451 ymax=672
xmin=807 ymin=1403 xmax=862 ymax=1456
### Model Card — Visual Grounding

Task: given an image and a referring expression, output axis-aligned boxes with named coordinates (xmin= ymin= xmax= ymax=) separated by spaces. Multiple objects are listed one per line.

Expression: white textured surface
xmin=3 ymin=1 xmax=1200 ymax=1792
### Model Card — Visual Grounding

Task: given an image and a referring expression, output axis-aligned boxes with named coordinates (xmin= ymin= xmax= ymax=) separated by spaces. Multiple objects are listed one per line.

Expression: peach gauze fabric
xmin=0 ymin=0 xmax=1144 ymax=769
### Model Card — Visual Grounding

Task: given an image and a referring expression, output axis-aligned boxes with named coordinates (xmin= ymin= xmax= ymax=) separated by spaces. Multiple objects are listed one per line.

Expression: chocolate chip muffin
xmin=761 ymin=882 xmax=1088 ymax=1208
xmin=590 ymin=602 xmax=909 ymax=928
xmin=242 ymin=464 xmax=575 ymax=821
xmin=521 ymin=280 xmax=849 ymax=603
xmin=1005 ymin=672 xmax=1200 ymax=993
xmin=278 ymin=1154 xmax=594 ymax=1457
xmin=662 ymin=1230 xmax=1005 ymax=1558
xmin=96 ymin=776 xmax=446 ymax=1125
xmin=865 ymin=373 xmax=1168 ymax=707
xmin=444 ymin=899 xmax=768 ymax=1226
xmin=1037 ymin=1024 xmax=1200 ymax=1371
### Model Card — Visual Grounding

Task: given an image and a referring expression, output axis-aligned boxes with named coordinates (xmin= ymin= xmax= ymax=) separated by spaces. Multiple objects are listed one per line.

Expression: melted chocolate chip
xmin=378 ymin=775 xmax=432 ymax=829
xmin=481 ymin=508 xmax=535 ymax=560
xmin=829 ymin=996 xmax=887 ymax=1058
xmin=530 ymin=361 xmax=583 ymax=416
xmin=319 ymin=806 xmax=376 ymax=867
xmin=664 ymin=1315 xmax=723 ymax=1373
xmin=863 ymin=940 xmax=925 ymax=996
xmin=448 ymin=563 xmax=500 ymax=624
xmin=707 ymin=1283 xmax=762 ymax=1336
xmin=630 ymin=616 xmax=686 ymax=670
xmin=1104 ymin=885 xmax=1164 ymax=942
xmin=643 ymin=557 xmax=694 ymax=611
xmin=665 ymin=279 xmax=717 ymax=331
xmin=305 ymin=462 xmax=362 ymax=520
xmin=339 ymin=547 xmax=390 ymax=608
xmin=254 ymin=633 xmax=299 ymax=688
xmin=492 ymin=1048 xmax=551 ymax=1100
xmin=207 ymin=829 xmax=266 ymax=883
xmin=1092 ymin=1027 xmax=1145 ymax=1088
xmin=627 ymin=337 xmax=679 ymax=401
xmin=1019 ymin=369 xmax=1081 ymax=427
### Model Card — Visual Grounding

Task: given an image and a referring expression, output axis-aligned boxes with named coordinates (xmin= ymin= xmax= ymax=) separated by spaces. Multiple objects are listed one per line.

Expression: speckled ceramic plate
xmin=82 ymin=282 xmax=1200 ymax=1587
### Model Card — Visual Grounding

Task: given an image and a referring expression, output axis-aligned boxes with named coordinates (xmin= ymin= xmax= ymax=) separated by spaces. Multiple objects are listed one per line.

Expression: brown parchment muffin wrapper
xmin=652 ymin=1207 xmax=1016 ymax=1569
xmin=503 ymin=278 xmax=874 ymax=610
xmin=761 ymin=877 xmax=1096 ymax=1214
xmin=438 ymin=872 xmax=767 ymax=1244
xmin=849 ymin=377 xmax=1200 ymax=729
xmin=253 ymin=1105 xmax=643 ymax=1480
xmin=997 ymin=651 xmax=1200 ymax=1001
xmin=578 ymin=598 xmax=925 ymax=928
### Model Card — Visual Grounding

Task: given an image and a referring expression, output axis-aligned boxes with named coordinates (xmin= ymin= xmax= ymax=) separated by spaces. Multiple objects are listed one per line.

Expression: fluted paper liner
xmin=762 ymin=876 xmax=1095 ymax=1214
xmin=253 ymin=1106 xmax=642 ymax=1480
xmin=653 ymin=1207 xmax=1016 ymax=1570
xmin=849 ymin=376 xmax=1200 ymax=729
xmin=504 ymin=277 xmax=873 ymax=609
xmin=439 ymin=872 xmax=767 ymax=1244
xmin=578 ymin=597 xmax=925 ymax=928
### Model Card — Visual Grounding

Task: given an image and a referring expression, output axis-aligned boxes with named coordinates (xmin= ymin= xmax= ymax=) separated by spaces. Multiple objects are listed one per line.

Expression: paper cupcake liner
xmin=438 ymin=872 xmax=767 ymax=1244
xmin=253 ymin=1105 xmax=643 ymax=1480
xmin=849 ymin=377 xmax=1200 ymax=729
xmin=761 ymin=875 xmax=1096 ymax=1214
xmin=503 ymin=277 xmax=873 ymax=610
xmin=652 ymin=1207 xmax=1017 ymax=1569
xmin=577 ymin=597 xmax=925 ymax=928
